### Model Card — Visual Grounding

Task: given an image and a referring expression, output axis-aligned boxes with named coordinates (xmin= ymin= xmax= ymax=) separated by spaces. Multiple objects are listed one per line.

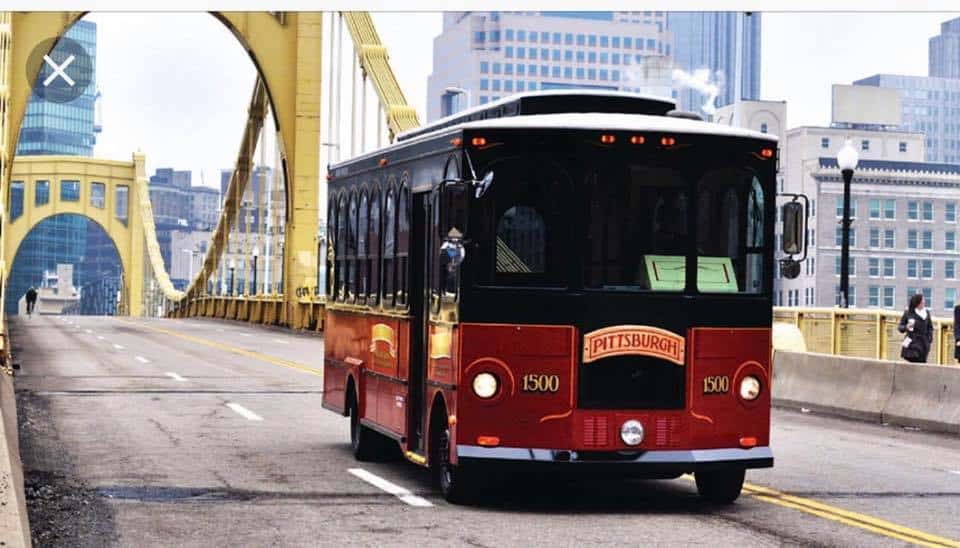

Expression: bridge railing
xmin=773 ymin=306 xmax=958 ymax=366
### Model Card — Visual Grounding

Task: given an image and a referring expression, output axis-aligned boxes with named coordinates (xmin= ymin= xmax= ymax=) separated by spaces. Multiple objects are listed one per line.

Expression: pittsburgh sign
xmin=582 ymin=325 xmax=685 ymax=366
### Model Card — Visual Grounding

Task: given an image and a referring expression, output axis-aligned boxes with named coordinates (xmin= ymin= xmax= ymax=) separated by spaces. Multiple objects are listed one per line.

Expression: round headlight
xmin=620 ymin=419 xmax=645 ymax=446
xmin=472 ymin=372 xmax=499 ymax=399
xmin=740 ymin=375 xmax=761 ymax=401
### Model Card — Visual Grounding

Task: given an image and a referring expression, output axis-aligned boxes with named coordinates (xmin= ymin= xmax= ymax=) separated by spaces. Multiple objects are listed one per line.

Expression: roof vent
xmin=666 ymin=110 xmax=704 ymax=121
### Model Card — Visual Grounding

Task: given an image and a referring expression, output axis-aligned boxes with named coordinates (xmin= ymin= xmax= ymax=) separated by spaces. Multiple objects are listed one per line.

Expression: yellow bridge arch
xmin=6 ymin=154 xmax=147 ymax=315
xmin=0 ymin=11 xmax=420 ymax=333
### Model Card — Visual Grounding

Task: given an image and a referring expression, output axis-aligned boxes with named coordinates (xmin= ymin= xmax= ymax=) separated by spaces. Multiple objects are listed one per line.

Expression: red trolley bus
xmin=322 ymin=91 xmax=790 ymax=504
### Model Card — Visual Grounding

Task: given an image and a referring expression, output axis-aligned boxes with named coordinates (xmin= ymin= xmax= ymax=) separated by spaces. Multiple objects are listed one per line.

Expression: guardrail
xmin=169 ymin=294 xmax=326 ymax=332
xmin=773 ymin=307 xmax=957 ymax=366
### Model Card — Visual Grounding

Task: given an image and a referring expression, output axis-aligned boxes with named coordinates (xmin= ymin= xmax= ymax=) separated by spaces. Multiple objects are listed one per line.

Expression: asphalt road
xmin=9 ymin=314 xmax=960 ymax=547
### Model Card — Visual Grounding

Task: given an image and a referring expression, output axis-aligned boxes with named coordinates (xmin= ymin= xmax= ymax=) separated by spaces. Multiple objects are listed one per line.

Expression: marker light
xmin=739 ymin=436 xmax=758 ymax=448
xmin=620 ymin=419 xmax=645 ymax=446
xmin=740 ymin=376 xmax=761 ymax=401
xmin=630 ymin=135 xmax=646 ymax=145
xmin=600 ymin=134 xmax=616 ymax=144
xmin=378 ymin=158 xmax=388 ymax=167
xmin=471 ymin=136 xmax=487 ymax=147
xmin=477 ymin=436 xmax=500 ymax=447
xmin=472 ymin=372 xmax=499 ymax=399
xmin=660 ymin=136 xmax=677 ymax=146
xmin=760 ymin=148 xmax=775 ymax=158
xmin=450 ymin=137 xmax=463 ymax=147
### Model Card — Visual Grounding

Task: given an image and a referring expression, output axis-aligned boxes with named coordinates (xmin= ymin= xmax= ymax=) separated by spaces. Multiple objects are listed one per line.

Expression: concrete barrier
xmin=884 ymin=362 xmax=960 ymax=435
xmin=0 ymin=369 xmax=31 ymax=547
xmin=773 ymin=350 xmax=960 ymax=436
xmin=773 ymin=351 xmax=896 ymax=423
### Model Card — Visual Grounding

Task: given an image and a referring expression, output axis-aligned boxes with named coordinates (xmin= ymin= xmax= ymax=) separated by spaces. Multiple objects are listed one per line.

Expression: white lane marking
xmin=949 ymin=470 xmax=960 ymax=476
xmin=85 ymin=329 xmax=92 ymax=334
xmin=347 ymin=468 xmax=433 ymax=507
xmin=165 ymin=372 xmax=187 ymax=382
xmin=97 ymin=336 xmax=105 ymax=340
xmin=241 ymin=333 xmax=252 ymax=337
xmin=272 ymin=338 xmax=289 ymax=344
xmin=113 ymin=344 xmax=124 ymax=350
xmin=135 ymin=356 xmax=150 ymax=364
xmin=217 ymin=328 xmax=225 ymax=332
xmin=226 ymin=403 xmax=263 ymax=421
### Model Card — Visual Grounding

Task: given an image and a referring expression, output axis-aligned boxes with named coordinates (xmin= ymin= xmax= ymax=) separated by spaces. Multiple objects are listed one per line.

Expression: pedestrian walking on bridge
xmin=25 ymin=286 xmax=38 ymax=316
xmin=899 ymin=293 xmax=932 ymax=363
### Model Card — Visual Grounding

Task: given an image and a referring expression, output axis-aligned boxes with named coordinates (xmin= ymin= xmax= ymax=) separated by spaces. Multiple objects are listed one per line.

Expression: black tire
xmin=695 ymin=468 xmax=745 ymax=504
xmin=431 ymin=411 xmax=474 ymax=504
xmin=348 ymin=391 xmax=379 ymax=462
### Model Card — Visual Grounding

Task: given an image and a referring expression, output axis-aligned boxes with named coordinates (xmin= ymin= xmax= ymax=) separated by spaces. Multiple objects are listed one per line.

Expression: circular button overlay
xmin=26 ymin=36 xmax=94 ymax=104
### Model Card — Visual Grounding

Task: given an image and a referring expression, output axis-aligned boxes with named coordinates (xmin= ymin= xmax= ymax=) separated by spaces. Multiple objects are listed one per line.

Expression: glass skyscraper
xmin=6 ymin=20 xmax=116 ymax=315
xmin=930 ymin=17 xmax=960 ymax=79
xmin=667 ymin=12 xmax=761 ymax=113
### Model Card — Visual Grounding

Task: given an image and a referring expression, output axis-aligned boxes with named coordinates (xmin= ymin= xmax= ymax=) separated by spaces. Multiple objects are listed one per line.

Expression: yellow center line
xmin=116 ymin=318 xmax=323 ymax=378
xmin=683 ymin=475 xmax=959 ymax=547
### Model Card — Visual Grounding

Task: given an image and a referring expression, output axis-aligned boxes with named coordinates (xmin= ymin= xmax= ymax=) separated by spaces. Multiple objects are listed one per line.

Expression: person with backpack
xmin=899 ymin=293 xmax=933 ymax=363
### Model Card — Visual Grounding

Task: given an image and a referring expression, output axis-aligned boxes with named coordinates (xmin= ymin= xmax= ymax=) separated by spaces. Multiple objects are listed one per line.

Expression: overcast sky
xmin=82 ymin=11 xmax=957 ymax=187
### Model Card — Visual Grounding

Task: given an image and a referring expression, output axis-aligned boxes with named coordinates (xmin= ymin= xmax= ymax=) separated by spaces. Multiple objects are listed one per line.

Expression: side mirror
xmin=781 ymin=201 xmax=804 ymax=255
xmin=474 ymin=170 xmax=494 ymax=199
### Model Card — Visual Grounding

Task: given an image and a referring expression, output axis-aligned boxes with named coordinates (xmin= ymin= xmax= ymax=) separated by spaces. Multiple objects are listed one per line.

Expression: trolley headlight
xmin=740 ymin=376 xmax=761 ymax=401
xmin=472 ymin=372 xmax=499 ymax=399
xmin=620 ymin=419 xmax=645 ymax=446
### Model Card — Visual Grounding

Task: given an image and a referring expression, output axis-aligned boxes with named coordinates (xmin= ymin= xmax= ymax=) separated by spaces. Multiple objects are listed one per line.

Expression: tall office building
xmin=853 ymin=74 xmax=960 ymax=164
xmin=667 ymin=12 xmax=761 ymax=114
xmin=6 ymin=20 xmax=111 ymax=315
xmin=427 ymin=11 xmax=674 ymax=121
xmin=930 ymin=17 xmax=960 ymax=79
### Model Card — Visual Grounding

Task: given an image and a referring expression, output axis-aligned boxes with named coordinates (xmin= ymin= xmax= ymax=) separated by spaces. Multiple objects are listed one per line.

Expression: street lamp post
xmin=837 ymin=139 xmax=859 ymax=308
xmin=182 ymin=249 xmax=194 ymax=282
xmin=444 ymin=86 xmax=471 ymax=114
xmin=228 ymin=258 xmax=236 ymax=296
xmin=252 ymin=246 xmax=259 ymax=295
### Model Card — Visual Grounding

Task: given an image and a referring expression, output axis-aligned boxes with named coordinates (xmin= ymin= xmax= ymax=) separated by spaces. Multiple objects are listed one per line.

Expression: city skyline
xmin=78 ymin=11 xmax=956 ymax=188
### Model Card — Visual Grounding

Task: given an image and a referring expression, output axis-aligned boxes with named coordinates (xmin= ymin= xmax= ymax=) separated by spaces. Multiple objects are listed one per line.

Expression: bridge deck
xmin=9 ymin=316 xmax=960 ymax=546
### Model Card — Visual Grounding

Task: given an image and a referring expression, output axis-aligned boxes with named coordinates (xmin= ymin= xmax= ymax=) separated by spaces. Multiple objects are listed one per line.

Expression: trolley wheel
xmin=432 ymin=418 xmax=474 ymax=504
xmin=695 ymin=468 xmax=745 ymax=504
xmin=348 ymin=392 xmax=380 ymax=462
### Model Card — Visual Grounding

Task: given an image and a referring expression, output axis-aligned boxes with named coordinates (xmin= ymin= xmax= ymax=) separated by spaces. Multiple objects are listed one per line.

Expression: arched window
xmin=358 ymin=190 xmax=369 ymax=302
xmin=383 ymin=184 xmax=397 ymax=306
xmin=336 ymin=194 xmax=348 ymax=301
xmin=368 ymin=186 xmax=381 ymax=306
xmin=347 ymin=190 xmax=358 ymax=302
xmin=326 ymin=194 xmax=337 ymax=299
xmin=396 ymin=181 xmax=411 ymax=308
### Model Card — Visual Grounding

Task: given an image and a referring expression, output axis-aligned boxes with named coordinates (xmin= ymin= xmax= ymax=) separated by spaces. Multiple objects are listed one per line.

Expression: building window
xmin=624 ymin=37 xmax=632 ymax=48
xmin=35 ymin=180 xmax=50 ymax=206
xmin=922 ymin=230 xmax=933 ymax=249
xmin=883 ymin=258 xmax=895 ymax=278
xmin=552 ymin=49 xmax=560 ymax=61
xmin=600 ymin=35 xmax=609 ymax=47
xmin=588 ymin=51 xmax=597 ymax=63
xmin=948 ymin=231 xmax=956 ymax=251
xmin=576 ymin=51 xmax=585 ymax=62
xmin=505 ymin=29 xmax=514 ymax=41
xmin=565 ymin=33 xmax=573 ymax=45
xmin=821 ymin=137 xmax=830 ymax=149
xmin=60 ymin=180 xmax=80 ymax=202
xmin=884 ymin=199 xmax=895 ymax=220
xmin=908 ymin=201 xmax=918 ymax=220
xmin=869 ymin=227 xmax=880 ymax=248
xmin=492 ymin=80 xmax=501 ymax=92
xmin=869 ymin=286 xmax=880 ymax=307
xmin=908 ymin=229 xmax=918 ymax=249
xmin=612 ymin=36 xmax=620 ymax=48
xmin=922 ymin=201 xmax=933 ymax=221
xmin=899 ymin=141 xmax=907 ymax=153
xmin=587 ymin=68 xmax=596 ymax=80
xmin=576 ymin=67 xmax=585 ymax=80
xmin=551 ymin=66 xmax=561 ymax=78
xmin=834 ymin=255 xmax=856 ymax=276
xmin=504 ymin=80 xmax=513 ymax=92
xmin=947 ymin=202 xmax=956 ymax=222
xmin=947 ymin=260 xmax=957 ymax=280
xmin=516 ymin=47 xmax=524 ymax=59
xmin=947 ymin=288 xmax=956 ymax=310
xmin=758 ymin=122 xmax=768 ymax=134
xmin=115 ymin=185 xmax=129 ymax=224
xmin=553 ymin=32 xmax=561 ymax=44
xmin=564 ymin=50 xmax=573 ymax=62
xmin=480 ymin=61 xmax=489 ymax=74
xmin=504 ymin=63 xmax=514 ymax=75
xmin=480 ymin=79 xmax=489 ymax=91
xmin=564 ymin=67 xmax=573 ymax=79
xmin=9 ymin=181 xmax=23 ymax=221
xmin=588 ymin=34 xmax=597 ymax=47
xmin=835 ymin=197 xmax=857 ymax=218
xmin=921 ymin=259 xmax=933 ymax=279
xmin=869 ymin=257 xmax=880 ymax=277
xmin=505 ymin=46 xmax=514 ymax=58
xmin=883 ymin=286 xmax=895 ymax=308
xmin=868 ymin=199 xmax=881 ymax=219
xmin=836 ymin=285 xmax=857 ymax=307
xmin=835 ymin=226 xmax=856 ymax=246
xmin=90 ymin=182 xmax=105 ymax=209
xmin=907 ymin=259 xmax=918 ymax=278
xmin=576 ymin=34 xmax=585 ymax=46
xmin=492 ymin=62 xmax=501 ymax=74
xmin=861 ymin=139 xmax=870 ymax=151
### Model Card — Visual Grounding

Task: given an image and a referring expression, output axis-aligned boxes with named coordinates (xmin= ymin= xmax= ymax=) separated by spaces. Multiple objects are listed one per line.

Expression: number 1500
xmin=522 ymin=374 xmax=560 ymax=393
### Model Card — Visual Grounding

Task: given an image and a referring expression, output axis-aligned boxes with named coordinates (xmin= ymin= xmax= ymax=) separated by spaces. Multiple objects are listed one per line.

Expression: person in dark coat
xmin=25 ymin=287 xmax=38 ymax=316
xmin=898 ymin=293 xmax=933 ymax=363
